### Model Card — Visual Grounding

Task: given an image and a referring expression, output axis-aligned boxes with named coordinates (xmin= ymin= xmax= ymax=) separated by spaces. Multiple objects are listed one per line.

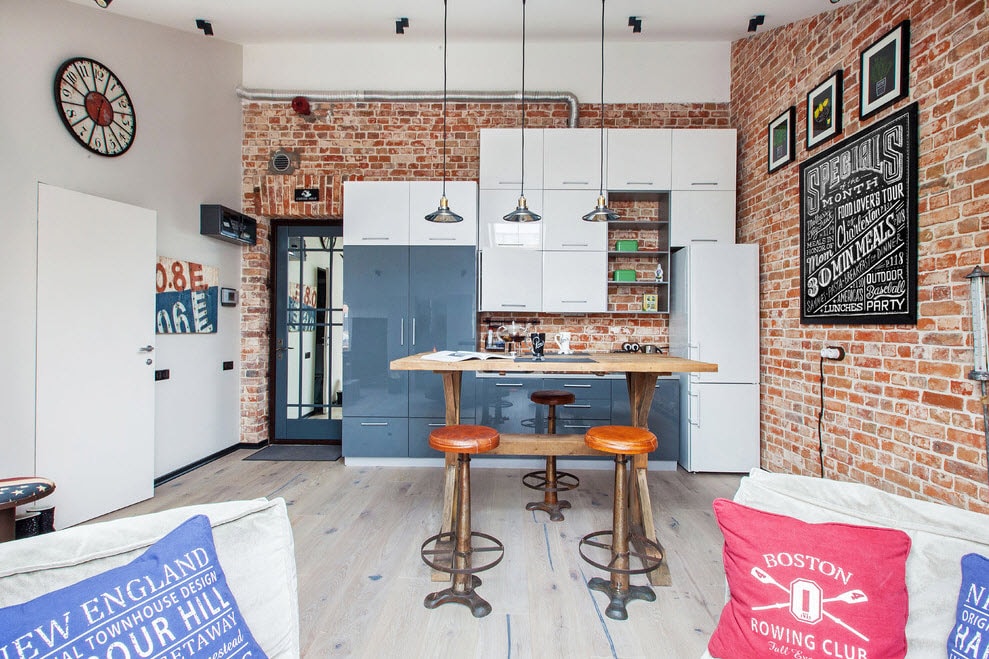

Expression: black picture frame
xmin=806 ymin=71 xmax=843 ymax=149
xmin=799 ymin=103 xmax=918 ymax=325
xmin=768 ymin=106 xmax=796 ymax=173
xmin=860 ymin=20 xmax=910 ymax=121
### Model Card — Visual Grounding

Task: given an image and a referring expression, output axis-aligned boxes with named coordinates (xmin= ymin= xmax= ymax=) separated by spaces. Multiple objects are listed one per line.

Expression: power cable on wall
xmin=818 ymin=346 xmax=845 ymax=478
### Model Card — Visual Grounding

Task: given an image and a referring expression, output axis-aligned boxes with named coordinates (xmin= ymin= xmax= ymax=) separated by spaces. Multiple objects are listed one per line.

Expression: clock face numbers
xmin=54 ymin=58 xmax=135 ymax=156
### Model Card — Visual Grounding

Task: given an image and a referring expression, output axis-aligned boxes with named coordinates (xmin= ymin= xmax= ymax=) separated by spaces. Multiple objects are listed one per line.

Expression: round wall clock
xmin=53 ymin=57 xmax=136 ymax=157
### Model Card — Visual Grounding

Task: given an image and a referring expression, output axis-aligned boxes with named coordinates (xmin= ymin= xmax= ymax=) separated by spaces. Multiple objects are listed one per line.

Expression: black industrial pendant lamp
xmin=503 ymin=0 xmax=541 ymax=223
xmin=425 ymin=0 xmax=464 ymax=223
xmin=583 ymin=0 xmax=620 ymax=222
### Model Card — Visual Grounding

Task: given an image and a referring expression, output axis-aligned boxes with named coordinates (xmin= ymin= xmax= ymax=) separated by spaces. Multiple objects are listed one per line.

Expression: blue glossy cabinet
xmin=476 ymin=378 xmax=542 ymax=434
xmin=611 ymin=378 xmax=680 ymax=462
xmin=343 ymin=245 xmax=476 ymax=457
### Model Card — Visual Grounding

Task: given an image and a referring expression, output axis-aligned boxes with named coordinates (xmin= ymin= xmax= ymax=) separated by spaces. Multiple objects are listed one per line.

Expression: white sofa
xmin=703 ymin=469 xmax=989 ymax=658
xmin=0 ymin=498 xmax=299 ymax=658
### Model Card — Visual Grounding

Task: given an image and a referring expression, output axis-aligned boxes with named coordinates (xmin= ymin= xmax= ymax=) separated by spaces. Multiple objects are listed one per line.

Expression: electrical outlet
xmin=821 ymin=346 xmax=845 ymax=360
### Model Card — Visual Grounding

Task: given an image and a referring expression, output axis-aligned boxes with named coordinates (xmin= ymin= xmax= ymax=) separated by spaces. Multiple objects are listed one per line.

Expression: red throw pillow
xmin=708 ymin=498 xmax=911 ymax=659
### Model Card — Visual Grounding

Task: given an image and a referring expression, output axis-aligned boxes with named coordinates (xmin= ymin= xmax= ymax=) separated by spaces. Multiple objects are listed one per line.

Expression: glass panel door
xmin=273 ymin=223 xmax=343 ymax=441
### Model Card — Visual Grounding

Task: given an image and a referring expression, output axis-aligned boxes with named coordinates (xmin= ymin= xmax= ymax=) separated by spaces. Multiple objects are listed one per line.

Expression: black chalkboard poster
xmin=799 ymin=102 xmax=918 ymax=324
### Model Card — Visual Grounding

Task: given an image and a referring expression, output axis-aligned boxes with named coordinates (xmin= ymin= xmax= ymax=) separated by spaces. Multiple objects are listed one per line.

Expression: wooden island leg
xmin=626 ymin=372 xmax=671 ymax=587
xmin=433 ymin=371 xmax=462 ymax=582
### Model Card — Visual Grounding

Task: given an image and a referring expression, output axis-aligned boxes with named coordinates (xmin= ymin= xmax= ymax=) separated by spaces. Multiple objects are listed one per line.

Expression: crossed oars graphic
xmin=750 ymin=567 xmax=870 ymax=642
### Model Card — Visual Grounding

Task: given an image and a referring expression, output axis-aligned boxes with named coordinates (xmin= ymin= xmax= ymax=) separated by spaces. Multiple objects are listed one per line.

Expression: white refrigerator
xmin=670 ymin=244 xmax=761 ymax=472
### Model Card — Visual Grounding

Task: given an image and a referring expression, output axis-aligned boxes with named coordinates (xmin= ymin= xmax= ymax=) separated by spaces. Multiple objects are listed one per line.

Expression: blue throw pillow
xmin=0 ymin=514 xmax=268 ymax=658
xmin=948 ymin=553 xmax=989 ymax=659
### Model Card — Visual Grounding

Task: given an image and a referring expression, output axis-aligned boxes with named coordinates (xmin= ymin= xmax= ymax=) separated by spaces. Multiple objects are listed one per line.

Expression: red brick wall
xmin=732 ymin=0 xmax=988 ymax=511
xmin=239 ymin=101 xmax=728 ymax=443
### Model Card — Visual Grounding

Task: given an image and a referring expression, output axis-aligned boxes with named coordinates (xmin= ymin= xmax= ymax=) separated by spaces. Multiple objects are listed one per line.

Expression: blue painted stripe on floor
xmin=543 ymin=524 xmax=554 ymax=572
xmin=580 ymin=567 xmax=618 ymax=659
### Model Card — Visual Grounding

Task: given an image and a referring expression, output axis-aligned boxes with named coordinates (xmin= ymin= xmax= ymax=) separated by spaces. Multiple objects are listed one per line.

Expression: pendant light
xmin=425 ymin=0 xmax=464 ymax=223
xmin=503 ymin=0 xmax=541 ymax=223
xmin=582 ymin=0 xmax=621 ymax=222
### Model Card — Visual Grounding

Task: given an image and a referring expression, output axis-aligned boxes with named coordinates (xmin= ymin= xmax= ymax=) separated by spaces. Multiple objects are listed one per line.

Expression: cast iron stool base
xmin=523 ymin=463 xmax=579 ymax=522
xmin=586 ymin=576 xmax=657 ymax=621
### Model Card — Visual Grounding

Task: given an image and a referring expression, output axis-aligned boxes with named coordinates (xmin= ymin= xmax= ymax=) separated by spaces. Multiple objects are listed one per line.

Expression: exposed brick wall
xmin=732 ymin=0 xmax=988 ymax=511
xmin=239 ymin=101 xmax=728 ymax=443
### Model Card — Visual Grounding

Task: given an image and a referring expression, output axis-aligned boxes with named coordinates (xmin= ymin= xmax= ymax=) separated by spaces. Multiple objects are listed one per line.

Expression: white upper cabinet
xmin=479 ymin=248 xmax=542 ymax=312
xmin=671 ymin=129 xmax=737 ymax=190
xmin=409 ymin=181 xmax=478 ymax=246
xmin=543 ymin=129 xmax=604 ymax=190
xmin=670 ymin=190 xmax=737 ymax=247
xmin=478 ymin=188 xmax=543 ymax=250
xmin=542 ymin=251 xmax=606 ymax=313
xmin=480 ymin=128 xmax=544 ymax=190
xmin=343 ymin=181 xmax=411 ymax=244
xmin=606 ymin=129 xmax=672 ymax=191
xmin=541 ymin=190 xmax=607 ymax=251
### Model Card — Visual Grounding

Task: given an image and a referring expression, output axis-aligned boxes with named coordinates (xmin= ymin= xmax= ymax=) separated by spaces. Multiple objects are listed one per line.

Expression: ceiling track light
xmin=94 ymin=0 xmax=112 ymax=7
xmin=196 ymin=19 xmax=214 ymax=36
xmin=504 ymin=0 xmax=541 ymax=223
xmin=628 ymin=16 xmax=642 ymax=33
xmin=748 ymin=15 xmax=765 ymax=33
xmin=425 ymin=0 xmax=463 ymax=223
xmin=584 ymin=0 xmax=620 ymax=223
xmin=396 ymin=17 xmax=410 ymax=34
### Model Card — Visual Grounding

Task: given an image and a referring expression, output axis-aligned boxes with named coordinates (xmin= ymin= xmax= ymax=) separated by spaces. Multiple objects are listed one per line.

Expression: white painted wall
xmin=243 ymin=40 xmax=730 ymax=104
xmin=0 ymin=0 xmax=244 ymax=480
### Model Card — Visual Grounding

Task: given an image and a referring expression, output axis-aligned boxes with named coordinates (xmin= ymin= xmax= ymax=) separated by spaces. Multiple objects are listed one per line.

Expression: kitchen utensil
xmin=641 ymin=344 xmax=661 ymax=354
xmin=498 ymin=322 xmax=527 ymax=356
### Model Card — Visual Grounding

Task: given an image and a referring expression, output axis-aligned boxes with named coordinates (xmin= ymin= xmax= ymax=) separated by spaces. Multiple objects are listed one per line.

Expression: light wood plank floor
xmin=98 ymin=450 xmax=740 ymax=658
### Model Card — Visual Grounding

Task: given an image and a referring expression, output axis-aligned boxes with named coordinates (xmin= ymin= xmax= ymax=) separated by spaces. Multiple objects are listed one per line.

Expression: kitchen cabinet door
xmin=671 ymin=129 xmax=737 ymax=190
xmin=342 ymin=181 xmax=411 ymax=244
xmin=478 ymin=189 xmax=543 ymax=249
xmin=543 ymin=128 xmax=602 ymax=190
xmin=606 ymin=129 xmax=672 ymax=191
xmin=479 ymin=248 xmax=542 ymax=312
xmin=342 ymin=246 xmax=409 ymax=418
xmin=409 ymin=181 xmax=478 ymax=246
xmin=669 ymin=190 xmax=737 ymax=247
xmin=542 ymin=251 xmax=606 ymax=313
xmin=408 ymin=246 xmax=477 ymax=417
xmin=542 ymin=190 xmax=607 ymax=251
xmin=342 ymin=417 xmax=408 ymax=458
xmin=479 ymin=128 xmax=543 ymax=190
xmin=475 ymin=377 xmax=542 ymax=434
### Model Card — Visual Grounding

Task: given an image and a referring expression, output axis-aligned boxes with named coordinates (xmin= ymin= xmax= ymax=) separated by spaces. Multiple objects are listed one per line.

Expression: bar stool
xmin=578 ymin=425 xmax=661 ymax=620
xmin=524 ymin=390 xmax=580 ymax=521
xmin=420 ymin=424 xmax=505 ymax=618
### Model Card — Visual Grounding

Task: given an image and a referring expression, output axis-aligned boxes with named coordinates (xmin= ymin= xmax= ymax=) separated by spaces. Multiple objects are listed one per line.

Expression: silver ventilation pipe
xmin=236 ymin=87 xmax=581 ymax=128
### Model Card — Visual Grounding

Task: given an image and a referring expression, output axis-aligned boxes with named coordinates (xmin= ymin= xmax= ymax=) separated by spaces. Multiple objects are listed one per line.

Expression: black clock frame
xmin=53 ymin=57 xmax=136 ymax=157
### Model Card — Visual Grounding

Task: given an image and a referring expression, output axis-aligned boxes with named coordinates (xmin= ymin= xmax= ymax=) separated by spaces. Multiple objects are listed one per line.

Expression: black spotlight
xmin=196 ymin=19 xmax=214 ymax=36
xmin=748 ymin=15 xmax=765 ymax=33
xmin=396 ymin=17 xmax=410 ymax=34
xmin=94 ymin=0 xmax=112 ymax=7
xmin=628 ymin=16 xmax=642 ymax=33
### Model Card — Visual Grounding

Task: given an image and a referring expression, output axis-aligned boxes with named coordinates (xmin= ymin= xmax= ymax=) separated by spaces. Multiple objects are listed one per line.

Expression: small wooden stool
xmin=578 ymin=426 xmax=661 ymax=620
xmin=420 ymin=425 xmax=504 ymax=618
xmin=523 ymin=390 xmax=580 ymax=521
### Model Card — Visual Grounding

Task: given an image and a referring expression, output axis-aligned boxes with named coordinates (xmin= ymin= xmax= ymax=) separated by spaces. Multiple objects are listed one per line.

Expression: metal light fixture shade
xmin=425 ymin=196 xmax=464 ymax=223
xmin=968 ymin=265 xmax=989 ymax=381
xmin=95 ymin=0 xmax=112 ymax=7
xmin=503 ymin=196 xmax=541 ymax=223
xmin=425 ymin=0 xmax=463 ymax=223
xmin=583 ymin=0 xmax=621 ymax=223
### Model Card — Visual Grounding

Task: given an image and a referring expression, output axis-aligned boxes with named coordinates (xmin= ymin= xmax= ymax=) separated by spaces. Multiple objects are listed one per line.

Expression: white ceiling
xmin=63 ymin=0 xmax=856 ymax=45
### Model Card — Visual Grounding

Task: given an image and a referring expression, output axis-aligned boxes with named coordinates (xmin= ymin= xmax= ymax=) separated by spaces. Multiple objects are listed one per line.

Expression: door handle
xmin=139 ymin=345 xmax=154 ymax=353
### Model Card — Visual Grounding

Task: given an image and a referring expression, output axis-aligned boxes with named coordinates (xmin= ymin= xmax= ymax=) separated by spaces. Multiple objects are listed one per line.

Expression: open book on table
xmin=420 ymin=350 xmax=514 ymax=362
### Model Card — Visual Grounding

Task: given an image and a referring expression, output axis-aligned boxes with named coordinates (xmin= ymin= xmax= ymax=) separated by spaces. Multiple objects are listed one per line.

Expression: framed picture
xmin=860 ymin=20 xmax=910 ymax=120
xmin=806 ymin=71 xmax=843 ymax=149
xmin=768 ymin=106 xmax=796 ymax=173
xmin=799 ymin=103 xmax=918 ymax=324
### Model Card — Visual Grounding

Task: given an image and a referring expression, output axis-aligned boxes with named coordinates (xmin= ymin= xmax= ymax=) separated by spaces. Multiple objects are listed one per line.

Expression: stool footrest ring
xmin=420 ymin=531 xmax=505 ymax=575
xmin=577 ymin=530 xmax=663 ymax=576
xmin=522 ymin=470 xmax=579 ymax=493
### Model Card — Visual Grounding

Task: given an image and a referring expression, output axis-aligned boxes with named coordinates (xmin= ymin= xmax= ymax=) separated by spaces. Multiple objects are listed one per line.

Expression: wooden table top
xmin=390 ymin=351 xmax=718 ymax=375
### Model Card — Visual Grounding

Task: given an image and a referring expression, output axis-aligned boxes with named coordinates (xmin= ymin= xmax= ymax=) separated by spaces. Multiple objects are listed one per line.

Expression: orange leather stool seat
xmin=428 ymin=424 xmax=500 ymax=454
xmin=584 ymin=425 xmax=657 ymax=456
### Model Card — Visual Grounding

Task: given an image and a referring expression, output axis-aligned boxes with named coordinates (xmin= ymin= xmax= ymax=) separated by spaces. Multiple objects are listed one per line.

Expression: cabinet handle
xmin=360 ymin=422 xmax=389 ymax=427
xmin=690 ymin=239 xmax=717 ymax=243
xmin=400 ymin=318 xmax=405 ymax=347
xmin=564 ymin=404 xmax=592 ymax=409
xmin=411 ymin=318 xmax=416 ymax=346
xmin=427 ymin=423 xmax=446 ymax=427
xmin=501 ymin=304 xmax=526 ymax=308
xmin=495 ymin=382 xmax=524 ymax=387
xmin=561 ymin=243 xmax=589 ymax=247
xmin=500 ymin=242 xmax=524 ymax=247
xmin=361 ymin=236 xmax=389 ymax=241
xmin=688 ymin=391 xmax=700 ymax=426
xmin=561 ymin=300 xmax=587 ymax=304
xmin=690 ymin=182 xmax=719 ymax=186
xmin=499 ymin=180 xmax=523 ymax=186
xmin=562 ymin=181 xmax=589 ymax=185
xmin=627 ymin=181 xmax=654 ymax=186
xmin=428 ymin=237 xmax=457 ymax=241
xmin=563 ymin=424 xmax=592 ymax=430
xmin=563 ymin=384 xmax=592 ymax=388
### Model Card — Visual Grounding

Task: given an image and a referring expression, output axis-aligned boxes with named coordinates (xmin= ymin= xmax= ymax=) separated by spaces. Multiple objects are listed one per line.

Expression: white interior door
xmin=36 ymin=183 xmax=156 ymax=528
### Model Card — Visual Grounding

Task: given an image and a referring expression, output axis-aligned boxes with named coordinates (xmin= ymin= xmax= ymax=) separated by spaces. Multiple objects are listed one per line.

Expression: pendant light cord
xmin=598 ymin=0 xmax=605 ymax=196
xmin=520 ymin=0 xmax=527 ymax=199
xmin=442 ymin=0 xmax=449 ymax=198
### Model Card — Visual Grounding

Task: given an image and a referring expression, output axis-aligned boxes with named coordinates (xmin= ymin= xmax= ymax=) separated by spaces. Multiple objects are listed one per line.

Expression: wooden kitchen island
xmin=390 ymin=351 xmax=718 ymax=586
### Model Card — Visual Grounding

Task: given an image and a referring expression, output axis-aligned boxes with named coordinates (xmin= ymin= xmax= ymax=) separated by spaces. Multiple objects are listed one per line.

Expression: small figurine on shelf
xmin=655 ymin=263 xmax=664 ymax=282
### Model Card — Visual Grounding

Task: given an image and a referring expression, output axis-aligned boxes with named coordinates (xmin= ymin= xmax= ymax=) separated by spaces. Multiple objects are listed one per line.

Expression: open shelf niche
xmin=605 ymin=191 xmax=670 ymax=314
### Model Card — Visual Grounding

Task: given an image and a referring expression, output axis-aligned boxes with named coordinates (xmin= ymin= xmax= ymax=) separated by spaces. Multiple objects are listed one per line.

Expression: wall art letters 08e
xmin=155 ymin=256 xmax=219 ymax=333
xmin=799 ymin=103 xmax=918 ymax=324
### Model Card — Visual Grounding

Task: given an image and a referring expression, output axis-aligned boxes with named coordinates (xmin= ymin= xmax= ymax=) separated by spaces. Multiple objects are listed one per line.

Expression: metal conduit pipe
xmin=235 ymin=86 xmax=581 ymax=128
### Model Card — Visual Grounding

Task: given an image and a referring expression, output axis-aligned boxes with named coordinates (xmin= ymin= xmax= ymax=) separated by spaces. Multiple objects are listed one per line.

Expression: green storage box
xmin=613 ymin=269 xmax=637 ymax=282
xmin=615 ymin=239 xmax=639 ymax=252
